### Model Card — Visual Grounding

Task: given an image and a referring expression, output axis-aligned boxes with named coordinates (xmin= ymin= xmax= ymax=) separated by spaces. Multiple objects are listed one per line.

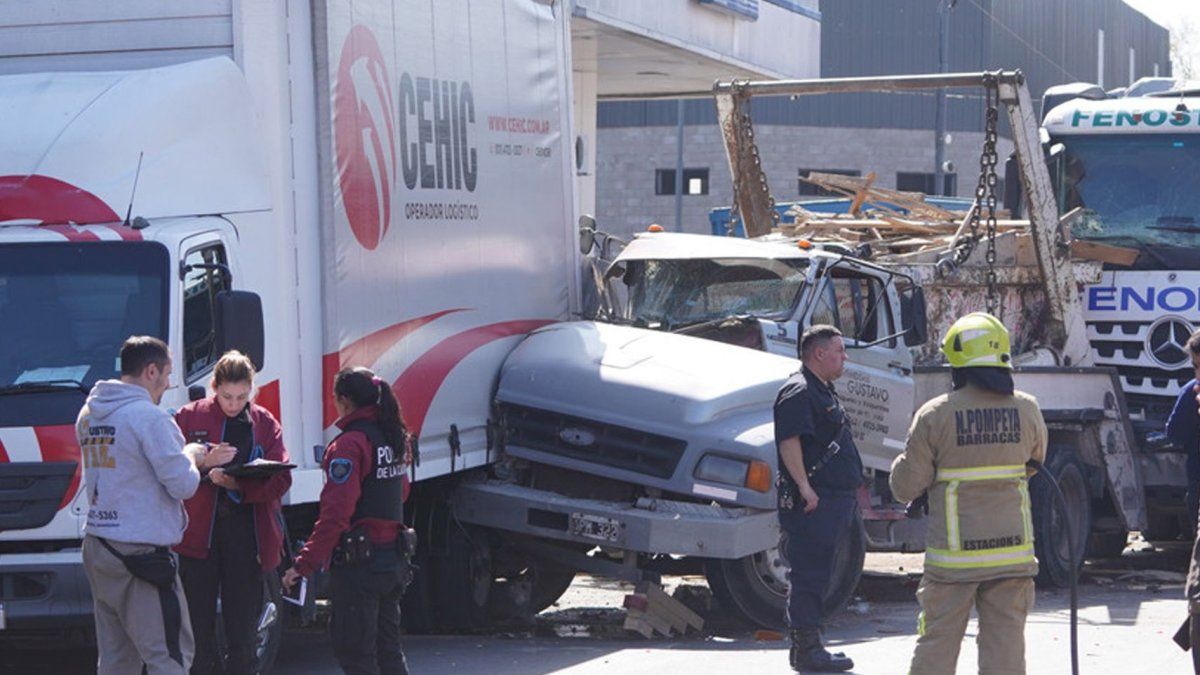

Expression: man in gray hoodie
xmin=77 ymin=336 xmax=234 ymax=675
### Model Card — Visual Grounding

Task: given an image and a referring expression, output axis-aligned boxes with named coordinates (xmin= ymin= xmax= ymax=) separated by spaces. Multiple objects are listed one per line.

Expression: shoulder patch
xmin=328 ymin=458 xmax=353 ymax=484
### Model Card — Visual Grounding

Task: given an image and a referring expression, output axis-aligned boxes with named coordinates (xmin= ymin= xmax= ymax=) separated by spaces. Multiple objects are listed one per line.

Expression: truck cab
xmin=604 ymin=231 xmax=924 ymax=475
xmin=0 ymin=58 xmax=276 ymax=645
xmin=1037 ymin=79 xmax=1200 ymax=537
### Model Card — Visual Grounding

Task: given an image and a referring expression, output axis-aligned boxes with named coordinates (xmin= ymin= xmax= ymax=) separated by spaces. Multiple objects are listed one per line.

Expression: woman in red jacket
xmin=175 ymin=351 xmax=292 ymax=675
xmin=283 ymin=366 xmax=412 ymax=675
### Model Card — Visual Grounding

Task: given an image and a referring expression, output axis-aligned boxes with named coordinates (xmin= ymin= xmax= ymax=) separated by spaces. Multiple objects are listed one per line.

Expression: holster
xmin=332 ymin=525 xmax=372 ymax=567
xmin=396 ymin=527 xmax=418 ymax=560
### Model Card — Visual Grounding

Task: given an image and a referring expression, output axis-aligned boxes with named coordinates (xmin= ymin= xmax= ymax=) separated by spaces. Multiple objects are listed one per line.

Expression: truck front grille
xmin=499 ymin=404 xmax=687 ymax=479
xmin=1088 ymin=320 xmax=1192 ymax=399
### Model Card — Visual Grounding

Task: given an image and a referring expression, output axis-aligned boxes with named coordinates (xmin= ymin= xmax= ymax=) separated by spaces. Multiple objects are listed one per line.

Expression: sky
xmin=1123 ymin=0 xmax=1200 ymax=78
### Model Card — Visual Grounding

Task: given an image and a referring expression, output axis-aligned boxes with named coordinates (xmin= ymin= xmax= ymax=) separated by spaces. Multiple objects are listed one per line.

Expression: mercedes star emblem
xmin=1146 ymin=316 xmax=1194 ymax=369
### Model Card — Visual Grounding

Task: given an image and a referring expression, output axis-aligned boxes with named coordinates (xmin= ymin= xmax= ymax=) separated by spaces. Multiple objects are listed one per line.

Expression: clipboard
xmin=282 ymin=577 xmax=307 ymax=607
xmin=222 ymin=459 xmax=296 ymax=479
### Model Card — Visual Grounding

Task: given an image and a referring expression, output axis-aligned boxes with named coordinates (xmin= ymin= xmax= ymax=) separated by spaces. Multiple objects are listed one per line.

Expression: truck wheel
xmin=1031 ymin=448 xmax=1092 ymax=588
xmin=705 ymin=509 xmax=866 ymax=629
xmin=431 ymin=520 xmax=493 ymax=631
xmin=529 ymin=561 xmax=577 ymax=613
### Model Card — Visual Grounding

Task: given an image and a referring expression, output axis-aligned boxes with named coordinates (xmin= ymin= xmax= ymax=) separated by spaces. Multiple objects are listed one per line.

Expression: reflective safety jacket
xmin=890 ymin=383 xmax=1047 ymax=583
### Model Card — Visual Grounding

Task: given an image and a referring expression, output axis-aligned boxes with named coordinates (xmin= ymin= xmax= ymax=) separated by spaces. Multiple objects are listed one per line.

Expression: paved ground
xmin=271 ymin=543 xmax=1195 ymax=674
xmin=5 ymin=543 xmax=1195 ymax=674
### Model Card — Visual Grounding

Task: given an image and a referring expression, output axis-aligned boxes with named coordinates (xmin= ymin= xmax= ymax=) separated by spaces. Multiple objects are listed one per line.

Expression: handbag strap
xmin=97 ymin=536 xmax=167 ymax=560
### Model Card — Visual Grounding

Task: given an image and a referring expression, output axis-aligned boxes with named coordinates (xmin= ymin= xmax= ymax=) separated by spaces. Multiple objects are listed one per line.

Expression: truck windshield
xmin=619 ymin=257 xmax=807 ymax=328
xmin=0 ymin=242 xmax=169 ymax=392
xmin=1056 ymin=133 xmax=1200 ymax=247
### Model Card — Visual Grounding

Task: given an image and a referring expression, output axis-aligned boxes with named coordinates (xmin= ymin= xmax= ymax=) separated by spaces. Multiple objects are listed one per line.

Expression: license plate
xmin=569 ymin=513 xmax=622 ymax=542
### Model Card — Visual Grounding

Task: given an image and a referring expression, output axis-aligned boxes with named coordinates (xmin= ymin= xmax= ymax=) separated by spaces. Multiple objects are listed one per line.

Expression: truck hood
xmin=498 ymin=321 xmax=797 ymax=429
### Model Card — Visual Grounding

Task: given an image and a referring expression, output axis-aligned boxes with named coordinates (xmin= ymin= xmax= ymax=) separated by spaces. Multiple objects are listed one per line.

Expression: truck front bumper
xmin=452 ymin=480 xmax=778 ymax=559
xmin=0 ymin=549 xmax=94 ymax=645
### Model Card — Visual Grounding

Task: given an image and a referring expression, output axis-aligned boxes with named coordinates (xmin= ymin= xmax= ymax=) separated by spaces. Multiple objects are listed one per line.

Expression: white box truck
xmin=0 ymin=0 xmax=820 ymax=653
xmin=0 ymin=0 xmax=578 ymax=652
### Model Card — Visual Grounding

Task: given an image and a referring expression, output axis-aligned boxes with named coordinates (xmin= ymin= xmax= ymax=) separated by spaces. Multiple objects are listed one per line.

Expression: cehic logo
xmin=334 ymin=25 xmax=396 ymax=251
xmin=1146 ymin=316 xmax=1194 ymax=369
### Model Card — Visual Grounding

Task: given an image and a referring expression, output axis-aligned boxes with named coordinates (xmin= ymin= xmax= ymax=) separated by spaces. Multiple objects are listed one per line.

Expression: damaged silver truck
xmin=450 ymin=72 xmax=1147 ymax=629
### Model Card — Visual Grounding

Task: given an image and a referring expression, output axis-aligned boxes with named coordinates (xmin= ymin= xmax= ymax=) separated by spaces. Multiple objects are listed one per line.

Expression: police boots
xmin=789 ymin=628 xmax=853 ymax=673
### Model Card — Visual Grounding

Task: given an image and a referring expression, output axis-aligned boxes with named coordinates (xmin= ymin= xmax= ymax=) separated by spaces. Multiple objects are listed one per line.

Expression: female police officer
xmin=175 ymin=351 xmax=291 ymax=675
xmin=283 ymin=367 xmax=413 ymax=675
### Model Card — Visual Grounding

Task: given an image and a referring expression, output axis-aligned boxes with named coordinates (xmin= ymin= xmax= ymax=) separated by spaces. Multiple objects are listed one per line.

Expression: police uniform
xmin=292 ymin=405 xmax=412 ymax=675
xmin=890 ymin=313 xmax=1047 ymax=675
xmin=774 ymin=365 xmax=863 ymax=668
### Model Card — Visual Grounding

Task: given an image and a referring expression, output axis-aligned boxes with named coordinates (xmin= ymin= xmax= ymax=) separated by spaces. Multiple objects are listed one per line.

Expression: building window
xmin=798 ymin=169 xmax=862 ymax=197
xmin=655 ymin=168 xmax=709 ymax=196
xmin=896 ymin=172 xmax=956 ymax=196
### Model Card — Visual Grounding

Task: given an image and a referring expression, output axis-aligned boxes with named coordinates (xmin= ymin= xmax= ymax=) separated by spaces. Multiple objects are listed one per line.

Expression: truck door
xmin=177 ymin=234 xmax=236 ymax=402
xmin=804 ymin=261 xmax=914 ymax=471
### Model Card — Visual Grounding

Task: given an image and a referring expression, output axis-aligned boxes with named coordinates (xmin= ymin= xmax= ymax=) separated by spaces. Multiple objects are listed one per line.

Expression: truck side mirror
xmin=902 ymin=287 xmax=928 ymax=347
xmin=579 ymin=214 xmax=597 ymax=255
xmin=214 ymin=290 xmax=265 ymax=371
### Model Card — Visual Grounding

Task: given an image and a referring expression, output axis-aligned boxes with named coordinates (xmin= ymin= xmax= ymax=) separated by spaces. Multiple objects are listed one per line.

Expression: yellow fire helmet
xmin=941 ymin=312 xmax=1012 ymax=369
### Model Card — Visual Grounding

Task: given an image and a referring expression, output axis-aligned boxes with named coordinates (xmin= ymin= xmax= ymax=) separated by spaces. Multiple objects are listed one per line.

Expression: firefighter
xmin=283 ymin=367 xmax=415 ymax=675
xmin=775 ymin=324 xmax=862 ymax=673
xmin=890 ymin=312 xmax=1047 ymax=675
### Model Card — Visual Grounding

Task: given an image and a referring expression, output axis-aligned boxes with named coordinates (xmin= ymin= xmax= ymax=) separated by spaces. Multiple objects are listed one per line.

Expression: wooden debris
xmin=621 ymin=582 xmax=705 ymax=638
xmin=777 ymin=175 xmax=1128 ymax=268
xmin=1069 ymin=240 xmax=1140 ymax=267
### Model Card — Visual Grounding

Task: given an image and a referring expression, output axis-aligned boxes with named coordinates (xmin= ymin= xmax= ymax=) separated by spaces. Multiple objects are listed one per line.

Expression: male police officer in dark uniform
xmin=775 ymin=325 xmax=863 ymax=673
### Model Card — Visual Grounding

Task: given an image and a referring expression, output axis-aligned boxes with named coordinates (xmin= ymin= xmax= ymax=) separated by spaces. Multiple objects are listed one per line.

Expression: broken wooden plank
xmin=1070 ymin=239 xmax=1139 ymax=267
xmin=622 ymin=612 xmax=656 ymax=639
xmin=637 ymin=581 xmax=705 ymax=632
xmin=848 ymin=171 xmax=876 ymax=216
xmin=624 ymin=593 xmax=685 ymax=635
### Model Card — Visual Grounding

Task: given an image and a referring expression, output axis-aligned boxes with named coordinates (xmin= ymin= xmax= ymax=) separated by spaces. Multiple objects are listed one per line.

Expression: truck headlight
xmin=695 ymin=455 xmax=773 ymax=493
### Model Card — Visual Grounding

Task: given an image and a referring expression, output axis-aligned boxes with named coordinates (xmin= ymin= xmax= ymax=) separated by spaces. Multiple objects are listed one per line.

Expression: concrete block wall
xmin=595 ymin=124 xmax=1014 ymax=240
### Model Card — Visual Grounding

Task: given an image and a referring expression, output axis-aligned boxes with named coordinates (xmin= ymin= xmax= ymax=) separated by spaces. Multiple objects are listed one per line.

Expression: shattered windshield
xmin=619 ymin=257 xmax=808 ymax=329
xmin=1056 ymin=134 xmax=1200 ymax=247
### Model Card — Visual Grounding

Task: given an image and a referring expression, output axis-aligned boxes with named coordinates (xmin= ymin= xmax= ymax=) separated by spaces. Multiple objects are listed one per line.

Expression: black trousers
xmin=778 ymin=491 xmax=858 ymax=629
xmin=179 ymin=511 xmax=264 ymax=675
xmin=329 ymin=547 xmax=410 ymax=675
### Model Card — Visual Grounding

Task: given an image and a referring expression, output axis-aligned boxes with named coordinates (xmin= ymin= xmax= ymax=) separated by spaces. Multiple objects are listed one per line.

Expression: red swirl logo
xmin=333 ymin=25 xmax=396 ymax=251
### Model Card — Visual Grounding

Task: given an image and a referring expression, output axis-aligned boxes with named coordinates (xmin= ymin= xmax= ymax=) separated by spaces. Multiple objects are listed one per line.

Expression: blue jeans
xmin=778 ymin=491 xmax=857 ymax=629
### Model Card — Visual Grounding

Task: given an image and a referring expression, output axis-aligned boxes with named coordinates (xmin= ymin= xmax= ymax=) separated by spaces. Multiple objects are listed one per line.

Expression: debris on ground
xmin=623 ymin=582 xmax=705 ymax=638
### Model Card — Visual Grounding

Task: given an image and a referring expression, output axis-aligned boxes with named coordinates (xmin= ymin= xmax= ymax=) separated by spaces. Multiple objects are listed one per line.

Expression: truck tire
xmin=431 ymin=520 xmax=493 ymax=631
xmin=529 ymin=561 xmax=577 ymax=613
xmin=1031 ymin=448 xmax=1091 ymax=588
xmin=705 ymin=509 xmax=866 ymax=629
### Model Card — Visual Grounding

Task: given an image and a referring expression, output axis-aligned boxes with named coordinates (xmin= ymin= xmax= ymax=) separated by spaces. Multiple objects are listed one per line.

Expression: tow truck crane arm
xmin=712 ymin=70 xmax=1090 ymax=366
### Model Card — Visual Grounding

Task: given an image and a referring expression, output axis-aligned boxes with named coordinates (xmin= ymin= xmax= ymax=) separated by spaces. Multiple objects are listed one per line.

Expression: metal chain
xmin=729 ymin=81 xmax=780 ymax=236
xmin=950 ymin=74 xmax=1001 ymax=312
xmin=981 ymin=79 xmax=1000 ymax=314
